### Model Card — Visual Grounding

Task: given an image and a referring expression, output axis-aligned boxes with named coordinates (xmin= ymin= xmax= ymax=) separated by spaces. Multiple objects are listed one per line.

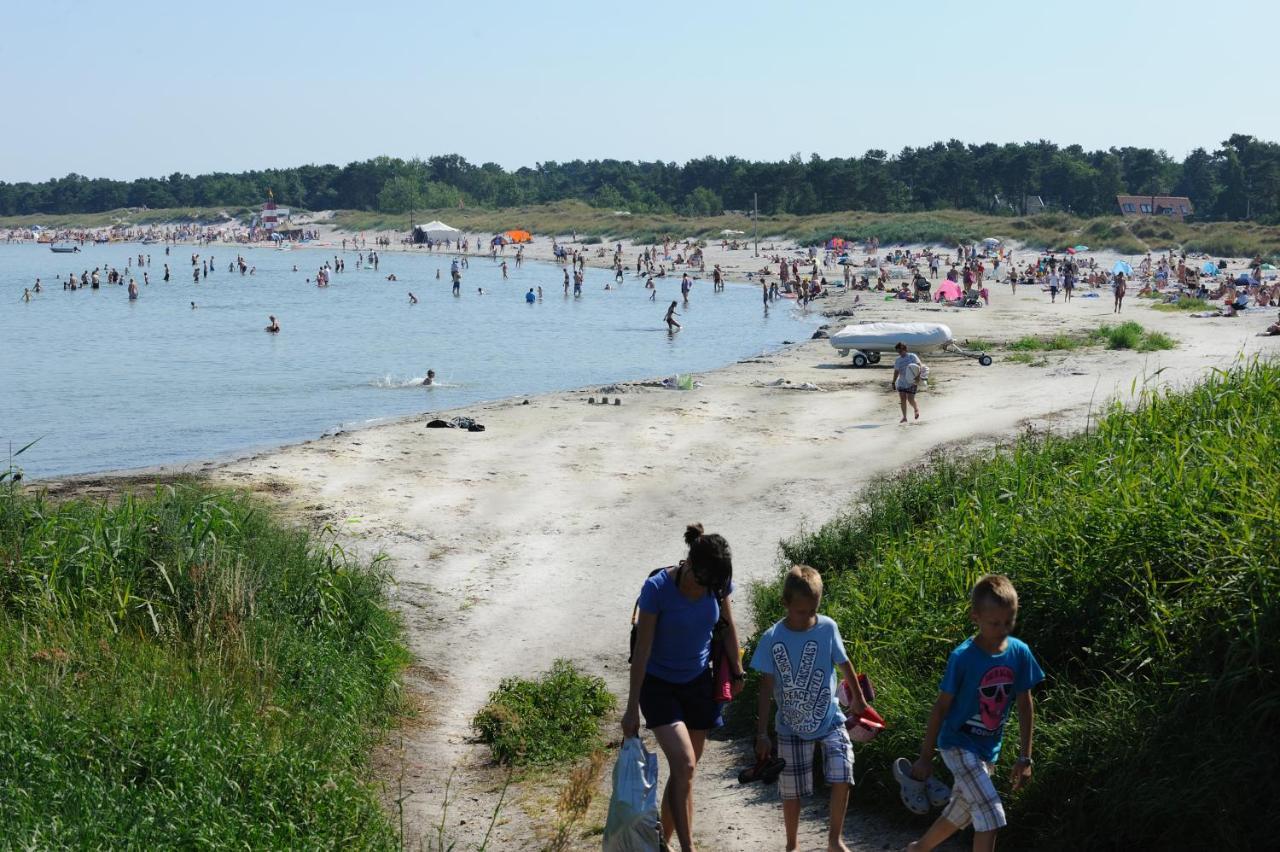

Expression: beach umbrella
xmin=720 ymin=228 xmax=745 ymax=236
xmin=1202 ymin=261 xmax=1219 ymax=275
xmin=1113 ymin=260 xmax=1134 ymax=275
xmin=982 ymin=237 xmax=1001 ymax=247
xmin=1073 ymin=245 xmax=1089 ymax=252
xmin=1263 ymin=263 xmax=1277 ymax=270
xmin=1065 ymin=247 xmax=1076 ymax=254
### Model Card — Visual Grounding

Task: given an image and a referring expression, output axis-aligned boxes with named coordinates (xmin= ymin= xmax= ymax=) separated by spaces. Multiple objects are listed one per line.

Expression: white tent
xmin=414 ymin=220 xmax=460 ymax=241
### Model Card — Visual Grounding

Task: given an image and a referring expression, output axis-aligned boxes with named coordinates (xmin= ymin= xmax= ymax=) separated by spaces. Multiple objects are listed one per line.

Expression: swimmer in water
xmin=265 ymin=315 xmax=280 ymax=333
xmin=191 ymin=302 xmax=197 ymax=309
xmin=409 ymin=292 xmax=418 ymax=304
xmin=422 ymin=369 xmax=436 ymax=386
xmin=387 ymin=273 xmax=398 ymax=281
xmin=665 ymin=301 xmax=681 ymax=332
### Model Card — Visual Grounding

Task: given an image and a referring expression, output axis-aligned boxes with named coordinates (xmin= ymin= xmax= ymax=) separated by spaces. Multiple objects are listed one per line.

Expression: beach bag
xmin=602 ymin=738 xmax=660 ymax=851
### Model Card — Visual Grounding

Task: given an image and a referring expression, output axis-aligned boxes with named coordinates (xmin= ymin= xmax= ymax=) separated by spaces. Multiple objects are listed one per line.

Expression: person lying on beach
xmin=265 ymin=315 xmax=280 ymax=333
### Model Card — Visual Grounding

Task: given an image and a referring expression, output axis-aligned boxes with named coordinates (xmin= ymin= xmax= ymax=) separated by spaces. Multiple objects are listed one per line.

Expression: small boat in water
xmin=50 ymin=243 xmax=80 ymax=253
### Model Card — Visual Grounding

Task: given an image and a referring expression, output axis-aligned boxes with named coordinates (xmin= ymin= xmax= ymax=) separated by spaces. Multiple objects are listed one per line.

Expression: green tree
xmin=376 ymin=176 xmax=423 ymax=213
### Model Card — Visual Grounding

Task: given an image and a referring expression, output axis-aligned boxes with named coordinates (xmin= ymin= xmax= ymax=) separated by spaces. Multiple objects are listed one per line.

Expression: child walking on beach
xmin=902 ymin=575 xmax=1044 ymax=852
xmin=752 ymin=565 xmax=866 ymax=852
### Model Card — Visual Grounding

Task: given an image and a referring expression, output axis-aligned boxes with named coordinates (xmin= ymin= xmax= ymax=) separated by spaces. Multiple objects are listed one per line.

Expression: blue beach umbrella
xmin=1113 ymin=260 xmax=1133 ymax=275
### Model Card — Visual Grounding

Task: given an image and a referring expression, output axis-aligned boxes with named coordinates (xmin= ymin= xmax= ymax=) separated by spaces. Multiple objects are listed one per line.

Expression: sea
xmin=1 ymin=241 xmax=819 ymax=480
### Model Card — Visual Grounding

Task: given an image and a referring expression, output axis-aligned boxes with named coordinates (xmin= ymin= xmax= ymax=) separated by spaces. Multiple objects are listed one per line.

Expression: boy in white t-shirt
xmin=892 ymin=342 xmax=926 ymax=423
xmin=752 ymin=565 xmax=867 ymax=852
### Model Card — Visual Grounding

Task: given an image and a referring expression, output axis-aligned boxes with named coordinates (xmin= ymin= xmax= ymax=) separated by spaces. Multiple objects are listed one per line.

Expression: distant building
xmin=1116 ymin=195 xmax=1193 ymax=221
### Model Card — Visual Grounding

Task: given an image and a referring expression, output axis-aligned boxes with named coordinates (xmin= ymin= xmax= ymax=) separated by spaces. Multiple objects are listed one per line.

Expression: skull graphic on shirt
xmin=977 ymin=665 xmax=1015 ymax=730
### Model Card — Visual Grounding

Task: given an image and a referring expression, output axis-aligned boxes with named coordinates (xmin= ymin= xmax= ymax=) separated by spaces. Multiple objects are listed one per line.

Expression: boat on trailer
xmin=830 ymin=321 xmax=992 ymax=367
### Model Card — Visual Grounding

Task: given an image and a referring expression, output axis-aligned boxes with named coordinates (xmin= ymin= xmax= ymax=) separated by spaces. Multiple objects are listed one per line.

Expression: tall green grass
xmin=749 ymin=360 xmax=1280 ymax=848
xmin=0 ymin=484 xmax=408 ymax=848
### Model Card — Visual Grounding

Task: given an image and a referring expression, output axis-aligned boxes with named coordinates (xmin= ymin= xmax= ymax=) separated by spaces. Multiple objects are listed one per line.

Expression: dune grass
xmin=0 ymin=482 xmax=408 ymax=848
xmin=472 ymin=660 xmax=615 ymax=767
xmin=1009 ymin=321 xmax=1174 ymax=353
xmin=747 ymin=358 xmax=1280 ymax=848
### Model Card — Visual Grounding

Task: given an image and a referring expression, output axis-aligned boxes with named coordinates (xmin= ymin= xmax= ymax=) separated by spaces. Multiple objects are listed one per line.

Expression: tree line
xmin=2 ymin=135 xmax=1277 ymax=223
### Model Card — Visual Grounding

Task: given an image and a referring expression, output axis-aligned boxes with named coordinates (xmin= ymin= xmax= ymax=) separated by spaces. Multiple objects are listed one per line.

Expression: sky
xmin=2 ymin=0 xmax=1274 ymax=183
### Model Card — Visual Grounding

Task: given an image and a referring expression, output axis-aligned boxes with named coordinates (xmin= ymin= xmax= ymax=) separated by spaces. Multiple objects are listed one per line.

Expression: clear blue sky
xmin=2 ymin=0 xmax=1271 ymax=182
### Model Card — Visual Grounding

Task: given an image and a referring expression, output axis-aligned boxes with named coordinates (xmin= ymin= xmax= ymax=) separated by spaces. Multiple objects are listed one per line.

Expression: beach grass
xmin=746 ymin=358 xmax=1280 ymax=849
xmin=472 ymin=659 xmax=615 ymax=767
xmin=0 ymin=483 xmax=408 ymax=848
xmin=1009 ymin=322 xmax=1174 ymax=353
xmin=1151 ymin=297 xmax=1210 ymax=312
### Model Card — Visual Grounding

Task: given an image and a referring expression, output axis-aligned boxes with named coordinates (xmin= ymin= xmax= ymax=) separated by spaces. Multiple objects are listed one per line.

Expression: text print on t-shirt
xmin=963 ymin=665 xmax=1015 ymax=737
xmin=771 ymin=639 xmax=830 ymax=736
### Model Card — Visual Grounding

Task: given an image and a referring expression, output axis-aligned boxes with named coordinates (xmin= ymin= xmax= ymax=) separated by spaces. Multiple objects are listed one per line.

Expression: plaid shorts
xmin=940 ymin=747 xmax=1006 ymax=833
xmin=778 ymin=727 xmax=854 ymax=800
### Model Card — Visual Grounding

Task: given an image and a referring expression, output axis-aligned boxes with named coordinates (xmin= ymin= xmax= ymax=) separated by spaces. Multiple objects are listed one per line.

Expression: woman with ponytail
xmin=622 ymin=523 xmax=744 ymax=852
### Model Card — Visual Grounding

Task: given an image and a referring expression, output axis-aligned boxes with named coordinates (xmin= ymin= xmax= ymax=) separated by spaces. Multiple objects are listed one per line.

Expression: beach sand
xmin=196 ymin=238 xmax=1275 ymax=850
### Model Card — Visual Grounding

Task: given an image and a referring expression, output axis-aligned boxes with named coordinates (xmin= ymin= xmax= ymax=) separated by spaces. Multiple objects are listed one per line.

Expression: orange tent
xmin=503 ymin=229 xmax=532 ymax=243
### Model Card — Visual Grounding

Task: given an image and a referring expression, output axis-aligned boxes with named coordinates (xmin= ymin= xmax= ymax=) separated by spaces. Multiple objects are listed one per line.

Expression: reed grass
xmin=747 ymin=359 xmax=1280 ymax=848
xmin=0 ymin=483 xmax=408 ymax=848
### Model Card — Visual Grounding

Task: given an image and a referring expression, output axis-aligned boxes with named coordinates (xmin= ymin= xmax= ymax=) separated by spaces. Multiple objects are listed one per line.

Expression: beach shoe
xmin=892 ymin=757 xmax=930 ymax=815
xmin=737 ymin=756 xmax=785 ymax=785
xmin=925 ymin=776 xmax=952 ymax=809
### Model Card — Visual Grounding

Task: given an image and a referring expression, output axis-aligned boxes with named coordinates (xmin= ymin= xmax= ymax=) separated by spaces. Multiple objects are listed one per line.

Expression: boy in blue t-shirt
xmin=752 ymin=565 xmax=867 ymax=852
xmin=905 ymin=574 xmax=1044 ymax=852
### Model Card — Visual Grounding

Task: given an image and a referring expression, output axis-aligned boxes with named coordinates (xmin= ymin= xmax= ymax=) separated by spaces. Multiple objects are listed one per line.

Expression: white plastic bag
xmin=602 ymin=737 xmax=660 ymax=851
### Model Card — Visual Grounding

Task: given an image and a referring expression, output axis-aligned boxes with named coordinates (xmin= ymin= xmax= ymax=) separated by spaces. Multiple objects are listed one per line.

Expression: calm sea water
xmin=1 ymin=242 xmax=816 ymax=479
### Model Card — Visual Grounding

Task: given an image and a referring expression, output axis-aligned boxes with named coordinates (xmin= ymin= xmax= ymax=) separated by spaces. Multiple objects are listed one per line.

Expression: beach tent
xmin=1113 ymin=261 xmax=1134 ymax=275
xmin=721 ymin=228 xmax=746 ymax=237
xmin=1202 ymin=261 xmax=1219 ymax=275
xmin=503 ymin=229 xmax=532 ymax=243
xmin=413 ymin=220 xmax=460 ymax=243
xmin=935 ymin=279 xmax=963 ymax=301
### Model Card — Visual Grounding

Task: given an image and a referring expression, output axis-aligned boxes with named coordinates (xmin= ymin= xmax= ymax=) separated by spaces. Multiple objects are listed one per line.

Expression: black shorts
xmin=898 ymin=384 xmax=918 ymax=395
xmin=639 ymin=669 xmax=723 ymax=731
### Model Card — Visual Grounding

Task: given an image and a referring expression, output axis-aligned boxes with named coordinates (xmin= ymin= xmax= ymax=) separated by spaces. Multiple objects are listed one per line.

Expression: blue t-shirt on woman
xmin=637 ymin=568 xmax=732 ymax=684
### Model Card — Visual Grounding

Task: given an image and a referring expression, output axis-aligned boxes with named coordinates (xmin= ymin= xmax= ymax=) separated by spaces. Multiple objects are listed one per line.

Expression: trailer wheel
xmin=868 ymin=352 xmax=881 ymax=364
xmin=979 ymin=354 xmax=993 ymax=366
xmin=852 ymin=352 xmax=868 ymax=368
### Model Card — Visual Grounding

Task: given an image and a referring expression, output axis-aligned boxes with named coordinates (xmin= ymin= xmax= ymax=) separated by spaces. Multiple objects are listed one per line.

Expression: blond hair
xmin=783 ymin=564 xmax=824 ymax=603
xmin=971 ymin=574 xmax=1019 ymax=611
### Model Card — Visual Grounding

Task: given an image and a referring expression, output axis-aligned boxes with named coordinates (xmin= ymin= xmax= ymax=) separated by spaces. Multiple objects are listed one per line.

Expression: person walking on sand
xmin=753 ymin=565 xmax=865 ymax=852
xmin=665 ymin=301 xmax=682 ymax=332
xmin=892 ymin=342 xmax=925 ymax=423
xmin=903 ymin=575 xmax=1043 ymax=852
xmin=622 ymin=524 xmax=744 ymax=852
xmin=1113 ymin=273 xmax=1127 ymax=313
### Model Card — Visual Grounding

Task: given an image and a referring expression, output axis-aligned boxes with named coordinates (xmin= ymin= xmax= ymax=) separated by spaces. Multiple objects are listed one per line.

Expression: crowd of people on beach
xmin=624 ymin=523 xmax=1040 ymax=852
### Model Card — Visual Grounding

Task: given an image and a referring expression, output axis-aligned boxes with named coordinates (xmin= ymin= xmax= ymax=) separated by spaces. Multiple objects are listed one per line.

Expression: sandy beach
xmin=92 ymin=236 xmax=1264 ymax=850
xmin=23 ymin=223 xmax=1278 ymax=849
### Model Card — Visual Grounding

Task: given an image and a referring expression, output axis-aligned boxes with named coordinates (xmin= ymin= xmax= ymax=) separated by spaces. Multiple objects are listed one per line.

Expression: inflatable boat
xmin=830 ymin=321 xmax=992 ymax=367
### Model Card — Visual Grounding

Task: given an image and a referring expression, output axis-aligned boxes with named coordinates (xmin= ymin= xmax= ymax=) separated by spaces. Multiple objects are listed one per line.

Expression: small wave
xmin=369 ymin=375 xmax=460 ymax=389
